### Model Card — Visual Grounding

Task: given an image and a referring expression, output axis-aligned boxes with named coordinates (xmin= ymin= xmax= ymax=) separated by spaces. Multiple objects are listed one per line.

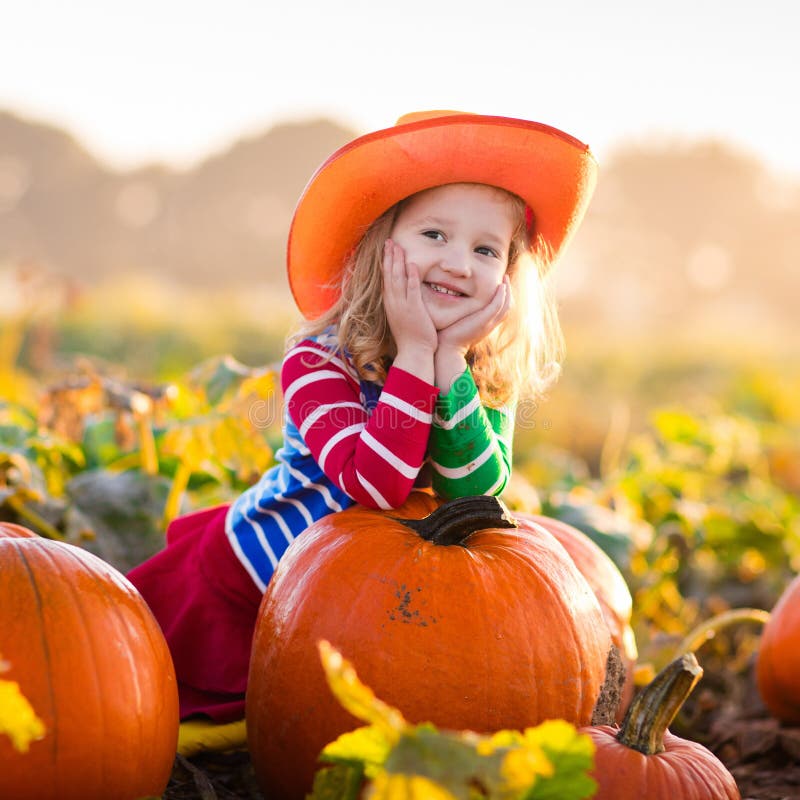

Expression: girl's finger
xmin=484 ymin=281 xmax=507 ymax=318
xmin=493 ymin=285 xmax=512 ymax=328
xmin=382 ymin=241 xmax=401 ymax=313
xmin=382 ymin=240 xmax=394 ymax=280
xmin=473 ymin=281 xmax=510 ymax=336
xmin=383 ymin=241 xmax=406 ymax=306
xmin=406 ymin=261 xmax=421 ymax=291
xmin=498 ymin=279 xmax=512 ymax=318
xmin=382 ymin=242 xmax=401 ymax=309
xmin=391 ymin=242 xmax=407 ymax=285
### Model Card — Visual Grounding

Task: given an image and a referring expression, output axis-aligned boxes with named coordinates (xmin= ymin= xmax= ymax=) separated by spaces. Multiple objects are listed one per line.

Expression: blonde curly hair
xmin=291 ymin=183 xmax=564 ymax=406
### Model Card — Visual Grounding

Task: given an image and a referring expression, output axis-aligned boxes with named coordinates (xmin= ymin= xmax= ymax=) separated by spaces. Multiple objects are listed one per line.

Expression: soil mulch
xmin=166 ymin=751 xmax=263 ymax=799
xmin=676 ymin=646 xmax=800 ymax=800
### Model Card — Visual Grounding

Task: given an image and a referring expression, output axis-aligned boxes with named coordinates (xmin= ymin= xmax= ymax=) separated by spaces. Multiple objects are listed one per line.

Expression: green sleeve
xmin=428 ymin=368 xmax=515 ymax=499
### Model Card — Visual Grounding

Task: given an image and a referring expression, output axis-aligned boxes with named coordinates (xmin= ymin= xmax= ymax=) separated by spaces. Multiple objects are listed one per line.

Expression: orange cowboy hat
xmin=287 ymin=110 xmax=598 ymax=319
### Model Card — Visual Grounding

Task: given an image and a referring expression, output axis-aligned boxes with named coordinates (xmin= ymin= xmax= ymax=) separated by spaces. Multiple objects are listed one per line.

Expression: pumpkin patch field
xmin=1 ymin=305 xmax=799 ymax=798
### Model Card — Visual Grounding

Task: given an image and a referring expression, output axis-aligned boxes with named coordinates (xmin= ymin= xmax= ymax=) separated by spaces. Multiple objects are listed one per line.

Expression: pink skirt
xmin=127 ymin=504 xmax=263 ymax=722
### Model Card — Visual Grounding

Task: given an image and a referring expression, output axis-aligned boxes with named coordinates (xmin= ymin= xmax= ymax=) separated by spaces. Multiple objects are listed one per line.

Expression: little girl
xmin=128 ymin=110 xmax=597 ymax=723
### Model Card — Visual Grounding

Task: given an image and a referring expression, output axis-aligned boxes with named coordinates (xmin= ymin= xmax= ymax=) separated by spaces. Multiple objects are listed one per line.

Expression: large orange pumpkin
xmin=756 ymin=574 xmax=800 ymax=724
xmin=584 ymin=653 xmax=740 ymax=799
xmin=0 ymin=529 xmax=179 ymax=800
xmin=518 ymin=513 xmax=637 ymax=714
xmin=247 ymin=494 xmax=615 ymax=799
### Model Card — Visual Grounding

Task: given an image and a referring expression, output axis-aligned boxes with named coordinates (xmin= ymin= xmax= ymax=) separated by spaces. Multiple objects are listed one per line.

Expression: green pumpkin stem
xmin=673 ymin=608 xmax=770 ymax=659
xmin=397 ymin=496 xmax=518 ymax=546
xmin=617 ymin=652 xmax=703 ymax=755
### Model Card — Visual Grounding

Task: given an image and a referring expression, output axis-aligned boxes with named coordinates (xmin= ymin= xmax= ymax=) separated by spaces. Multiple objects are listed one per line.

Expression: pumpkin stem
xmin=673 ymin=608 xmax=771 ymax=659
xmin=396 ymin=496 xmax=518 ymax=546
xmin=616 ymin=652 xmax=703 ymax=755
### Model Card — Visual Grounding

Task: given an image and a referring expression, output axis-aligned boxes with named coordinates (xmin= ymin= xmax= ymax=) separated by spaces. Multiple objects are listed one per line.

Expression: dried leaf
xmin=318 ymin=640 xmax=406 ymax=742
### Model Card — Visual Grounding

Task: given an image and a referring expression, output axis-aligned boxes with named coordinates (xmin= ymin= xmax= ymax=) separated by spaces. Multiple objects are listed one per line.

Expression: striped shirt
xmin=225 ymin=333 xmax=514 ymax=591
xmin=430 ymin=369 xmax=514 ymax=497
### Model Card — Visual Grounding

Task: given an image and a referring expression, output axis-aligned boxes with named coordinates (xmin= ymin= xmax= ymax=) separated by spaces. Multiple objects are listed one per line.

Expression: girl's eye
xmin=475 ymin=246 xmax=499 ymax=258
xmin=422 ymin=230 xmax=445 ymax=241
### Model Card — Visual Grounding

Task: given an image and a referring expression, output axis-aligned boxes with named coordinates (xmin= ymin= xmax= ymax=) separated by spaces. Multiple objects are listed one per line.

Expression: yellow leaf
xmin=0 ymin=679 xmax=46 ymax=753
xmin=239 ymin=372 xmax=276 ymax=400
xmin=318 ymin=641 xmax=407 ymax=743
xmin=209 ymin=417 xmax=241 ymax=463
xmin=474 ymin=726 xmax=556 ymax=792
xmin=321 ymin=724 xmax=393 ymax=775
xmin=161 ymin=423 xmax=211 ymax=471
xmin=367 ymin=772 xmax=459 ymax=800
xmin=522 ymin=719 xmax=583 ymax=756
xmin=475 ymin=729 xmax=524 ymax=755
xmin=499 ymin=744 xmax=552 ymax=792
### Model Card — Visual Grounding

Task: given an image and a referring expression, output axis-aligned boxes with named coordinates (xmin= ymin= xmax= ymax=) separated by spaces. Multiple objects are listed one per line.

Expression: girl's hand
xmin=434 ymin=276 xmax=512 ymax=392
xmin=438 ymin=275 xmax=512 ymax=354
xmin=382 ymin=240 xmax=437 ymax=381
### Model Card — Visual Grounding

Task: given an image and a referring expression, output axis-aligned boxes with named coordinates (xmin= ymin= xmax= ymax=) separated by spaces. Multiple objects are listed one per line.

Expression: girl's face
xmin=388 ymin=183 xmax=517 ymax=331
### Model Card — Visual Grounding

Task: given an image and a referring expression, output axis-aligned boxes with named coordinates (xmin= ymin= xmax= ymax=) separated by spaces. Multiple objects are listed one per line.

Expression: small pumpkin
xmin=584 ymin=653 xmax=740 ymax=799
xmin=247 ymin=494 xmax=616 ymax=800
xmin=756 ymin=574 xmax=800 ymax=724
xmin=518 ymin=513 xmax=637 ymax=714
xmin=0 ymin=528 xmax=179 ymax=800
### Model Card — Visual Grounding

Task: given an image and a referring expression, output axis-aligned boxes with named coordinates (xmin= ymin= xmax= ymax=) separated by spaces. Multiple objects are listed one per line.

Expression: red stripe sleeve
xmin=280 ymin=341 xmax=439 ymax=508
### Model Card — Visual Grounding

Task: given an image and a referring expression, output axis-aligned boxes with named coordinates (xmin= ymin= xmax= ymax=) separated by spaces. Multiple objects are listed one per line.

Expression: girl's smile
xmin=388 ymin=183 xmax=516 ymax=330
xmin=426 ymin=281 xmax=464 ymax=297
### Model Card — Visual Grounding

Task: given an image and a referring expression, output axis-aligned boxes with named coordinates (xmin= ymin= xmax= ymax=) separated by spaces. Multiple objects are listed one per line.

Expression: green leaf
xmin=0 ymin=424 xmax=29 ymax=448
xmin=307 ymin=762 xmax=365 ymax=800
xmin=81 ymin=417 xmax=124 ymax=468
xmin=384 ymin=727 xmax=492 ymax=798
xmin=314 ymin=644 xmax=596 ymax=800
xmin=192 ymin=355 xmax=251 ymax=405
xmin=65 ymin=469 xmax=171 ymax=572
xmin=522 ymin=721 xmax=596 ymax=800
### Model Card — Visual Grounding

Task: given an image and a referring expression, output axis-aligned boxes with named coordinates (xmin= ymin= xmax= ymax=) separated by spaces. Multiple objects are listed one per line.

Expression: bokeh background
xmin=3 ymin=2 xmax=798 ymax=370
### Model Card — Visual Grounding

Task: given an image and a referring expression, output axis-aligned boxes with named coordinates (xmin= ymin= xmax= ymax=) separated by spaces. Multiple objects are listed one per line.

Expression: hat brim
xmin=287 ymin=113 xmax=597 ymax=319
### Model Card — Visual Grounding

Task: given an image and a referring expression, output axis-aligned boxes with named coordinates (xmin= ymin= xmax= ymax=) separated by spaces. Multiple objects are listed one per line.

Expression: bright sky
xmin=2 ymin=0 xmax=799 ymax=177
